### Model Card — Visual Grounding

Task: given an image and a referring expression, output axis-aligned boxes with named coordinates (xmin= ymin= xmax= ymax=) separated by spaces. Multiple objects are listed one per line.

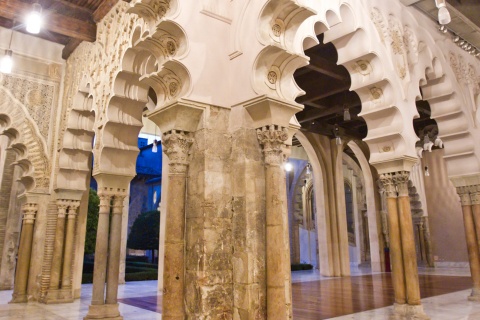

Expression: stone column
xmin=422 ymin=217 xmax=434 ymax=268
xmin=257 ymin=125 xmax=292 ymax=320
xmin=161 ymin=129 xmax=193 ymax=320
xmin=395 ymin=172 xmax=423 ymax=309
xmin=457 ymin=186 xmax=480 ymax=301
xmin=49 ymin=201 xmax=69 ymax=290
xmin=379 ymin=174 xmax=406 ymax=307
xmin=85 ymin=184 xmax=125 ymax=320
xmin=61 ymin=201 xmax=80 ymax=291
xmin=11 ymin=202 xmax=38 ymax=303
xmin=105 ymin=195 xmax=125 ymax=305
xmin=470 ymin=185 xmax=480 ymax=255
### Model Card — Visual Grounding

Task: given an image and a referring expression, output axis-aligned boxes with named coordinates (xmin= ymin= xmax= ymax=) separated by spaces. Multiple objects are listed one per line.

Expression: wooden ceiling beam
xmin=93 ymin=0 xmax=121 ymax=23
xmin=0 ymin=0 xmax=96 ymax=42
xmin=297 ymin=84 xmax=350 ymax=104
xmin=307 ymin=54 xmax=348 ymax=81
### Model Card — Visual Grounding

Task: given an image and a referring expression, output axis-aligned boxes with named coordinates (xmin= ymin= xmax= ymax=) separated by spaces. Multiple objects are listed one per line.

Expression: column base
xmin=84 ymin=303 xmax=123 ymax=320
xmin=468 ymin=288 xmax=480 ymax=301
xmin=41 ymin=288 xmax=74 ymax=304
xmin=9 ymin=293 xmax=28 ymax=303
xmin=390 ymin=304 xmax=430 ymax=320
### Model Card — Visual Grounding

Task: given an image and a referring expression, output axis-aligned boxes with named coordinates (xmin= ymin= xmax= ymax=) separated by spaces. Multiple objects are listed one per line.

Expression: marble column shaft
xmin=396 ymin=174 xmax=422 ymax=306
xmin=91 ymin=194 xmax=112 ymax=305
xmin=11 ymin=203 xmax=38 ymax=302
xmin=161 ymin=130 xmax=193 ymax=320
xmin=61 ymin=203 xmax=79 ymax=289
xmin=457 ymin=186 xmax=480 ymax=299
xmin=381 ymin=174 xmax=406 ymax=305
xmin=50 ymin=202 xmax=68 ymax=289
xmin=105 ymin=195 xmax=125 ymax=304
xmin=257 ymin=125 xmax=292 ymax=319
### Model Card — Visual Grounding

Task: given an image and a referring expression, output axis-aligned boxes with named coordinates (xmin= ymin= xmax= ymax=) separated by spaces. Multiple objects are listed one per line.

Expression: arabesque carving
xmin=256 ymin=125 xmax=288 ymax=166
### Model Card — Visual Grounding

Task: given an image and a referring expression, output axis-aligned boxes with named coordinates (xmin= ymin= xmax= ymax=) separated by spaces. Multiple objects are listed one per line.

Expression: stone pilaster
xmin=162 ymin=129 xmax=192 ymax=320
xmin=457 ymin=186 xmax=480 ymax=301
xmin=11 ymin=203 xmax=38 ymax=303
xmin=257 ymin=125 xmax=292 ymax=320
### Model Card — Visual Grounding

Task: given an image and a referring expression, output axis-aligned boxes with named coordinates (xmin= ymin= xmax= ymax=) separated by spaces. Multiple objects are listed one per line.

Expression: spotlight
xmin=435 ymin=0 xmax=451 ymax=25
xmin=284 ymin=162 xmax=293 ymax=172
xmin=343 ymin=106 xmax=351 ymax=121
xmin=0 ymin=50 xmax=13 ymax=74
xmin=424 ymin=166 xmax=430 ymax=177
xmin=26 ymin=3 xmax=43 ymax=34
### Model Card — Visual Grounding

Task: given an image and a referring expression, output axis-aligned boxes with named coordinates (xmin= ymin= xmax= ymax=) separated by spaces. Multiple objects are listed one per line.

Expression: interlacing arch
xmin=95 ymin=0 xmax=191 ymax=176
xmin=0 ymin=86 xmax=50 ymax=192
xmin=255 ymin=0 xmax=414 ymax=168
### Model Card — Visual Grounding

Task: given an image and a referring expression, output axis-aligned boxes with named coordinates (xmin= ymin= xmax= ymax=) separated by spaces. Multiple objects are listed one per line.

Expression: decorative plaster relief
xmin=1 ymin=74 xmax=55 ymax=141
xmin=370 ymin=8 xmax=387 ymax=45
xmin=353 ymin=60 xmax=372 ymax=76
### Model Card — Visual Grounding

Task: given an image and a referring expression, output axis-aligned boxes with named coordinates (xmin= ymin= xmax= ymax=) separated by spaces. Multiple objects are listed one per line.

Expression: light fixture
xmin=284 ymin=162 xmax=293 ymax=172
xmin=0 ymin=50 xmax=13 ymax=74
xmin=435 ymin=0 xmax=451 ymax=25
xmin=424 ymin=166 xmax=430 ymax=177
xmin=152 ymin=139 xmax=158 ymax=153
xmin=343 ymin=106 xmax=351 ymax=121
xmin=0 ymin=29 xmax=14 ymax=74
xmin=334 ymin=124 xmax=342 ymax=146
xmin=26 ymin=2 xmax=43 ymax=34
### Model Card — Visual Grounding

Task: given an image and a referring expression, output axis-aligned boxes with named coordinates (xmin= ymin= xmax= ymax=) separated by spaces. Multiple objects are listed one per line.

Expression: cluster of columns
xmin=379 ymin=171 xmax=429 ymax=319
xmin=43 ymin=199 xmax=80 ymax=303
xmin=10 ymin=202 xmax=38 ymax=303
xmin=161 ymin=129 xmax=193 ymax=320
xmin=457 ymin=184 xmax=480 ymax=301
xmin=85 ymin=181 xmax=128 ymax=320
xmin=256 ymin=125 xmax=293 ymax=320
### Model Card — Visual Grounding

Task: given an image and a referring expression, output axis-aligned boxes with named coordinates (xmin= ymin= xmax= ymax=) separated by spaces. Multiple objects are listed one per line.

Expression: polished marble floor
xmin=0 ymin=267 xmax=479 ymax=319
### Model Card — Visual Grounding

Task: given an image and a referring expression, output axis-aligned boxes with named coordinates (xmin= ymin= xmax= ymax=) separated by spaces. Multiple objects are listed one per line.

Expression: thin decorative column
xmin=470 ymin=185 xmax=480 ymax=256
xmin=49 ymin=201 xmax=69 ymax=291
xmin=457 ymin=186 xmax=480 ymax=301
xmin=85 ymin=184 xmax=125 ymax=320
xmin=422 ymin=217 xmax=434 ymax=268
xmin=105 ymin=194 xmax=125 ymax=305
xmin=11 ymin=203 xmax=38 ymax=303
xmin=395 ymin=172 xmax=425 ymax=315
xmin=257 ymin=125 xmax=292 ymax=320
xmin=61 ymin=201 xmax=80 ymax=292
xmin=161 ymin=129 xmax=193 ymax=320
xmin=379 ymin=174 xmax=406 ymax=309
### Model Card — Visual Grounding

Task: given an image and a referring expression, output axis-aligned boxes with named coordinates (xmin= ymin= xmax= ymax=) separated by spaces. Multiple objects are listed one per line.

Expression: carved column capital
xmin=457 ymin=186 xmax=472 ymax=206
xmin=393 ymin=171 xmax=410 ymax=197
xmin=22 ymin=203 xmax=38 ymax=224
xmin=162 ymin=129 xmax=194 ymax=174
xmin=56 ymin=200 xmax=69 ymax=219
xmin=469 ymin=185 xmax=480 ymax=205
xmin=112 ymin=195 xmax=126 ymax=215
xmin=98 ymin=194 xmax=113 ymax=215
xmin=379 ymin=173 xmax=397 ymax=198
xmin=256 ymin=125 xmax=288 ymax=166
xmin=66 ymin=200 xmax=80 ymax=219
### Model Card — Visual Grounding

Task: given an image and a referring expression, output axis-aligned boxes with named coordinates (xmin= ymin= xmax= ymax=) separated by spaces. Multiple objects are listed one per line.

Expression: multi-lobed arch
xmin=0 ymin=87 xmax=50 ymax=193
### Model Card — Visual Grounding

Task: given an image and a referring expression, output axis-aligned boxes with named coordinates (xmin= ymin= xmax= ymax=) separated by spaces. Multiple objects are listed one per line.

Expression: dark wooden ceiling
xmin=293 ymin=33 xmax=436 ymax=147
xmin=0 ymin=0 xmax=125 ymax=58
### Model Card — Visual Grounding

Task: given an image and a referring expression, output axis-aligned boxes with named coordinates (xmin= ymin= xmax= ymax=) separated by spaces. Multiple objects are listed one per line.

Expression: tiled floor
xmin=0 ymin=267 xmax=479 ymax=319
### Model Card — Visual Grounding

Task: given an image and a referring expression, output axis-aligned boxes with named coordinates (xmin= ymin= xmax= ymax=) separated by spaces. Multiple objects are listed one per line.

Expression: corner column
xmin=61 ymin=202 xmax=80 ymax=292
xmin=161 ymin=129 xmax=193 ymax=320
xmin=11 ymin=203 xmax=38 ymax=303
xmin=457 ymin=186 xmax=480 ymax=301
xmin=257 ymin=125 xmax=292 ymax=319
xmin=49 ymin=201 xmax=69 ymax=291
